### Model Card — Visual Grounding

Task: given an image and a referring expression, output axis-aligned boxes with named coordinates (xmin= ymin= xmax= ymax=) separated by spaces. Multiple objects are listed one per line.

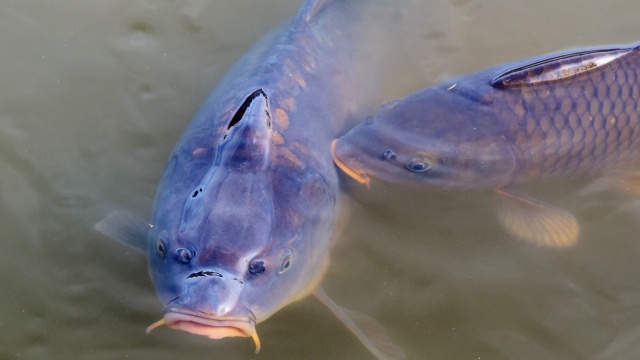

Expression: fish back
xmin=490 ymin=44 xmax=640 ymax=180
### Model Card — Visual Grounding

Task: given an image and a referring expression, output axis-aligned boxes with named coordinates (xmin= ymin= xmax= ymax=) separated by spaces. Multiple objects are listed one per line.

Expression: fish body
xmin=333 ymin=43 xmax=640 ymax=247
xmin=97 ymin=1 xmax=403 ymax=358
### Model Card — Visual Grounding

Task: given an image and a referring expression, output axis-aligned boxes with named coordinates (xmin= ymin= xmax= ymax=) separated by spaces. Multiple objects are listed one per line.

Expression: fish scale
xmin=483 ymin=46 xmax=640 ymax=180
xmin=333 ymin=42 xmax=640 ymax=247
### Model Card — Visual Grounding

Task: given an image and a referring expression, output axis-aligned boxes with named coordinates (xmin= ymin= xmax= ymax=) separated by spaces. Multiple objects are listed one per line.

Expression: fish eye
xmin=157 ymin=241 xmax=166 ymax=257
xmin=278 ymin=249 xmax=293 ymax=274
xmin=406 ymin=157 xmax=432 ymax=172
xmin=248 ymin=259 xmax=266 ymax=275
xmin=381 ymin=149 xmax=397 ymax=162
xmin=156 ymin=230 xmax=168 ymax=257
xmin=176 ymin=248 xmax=193 ymax=264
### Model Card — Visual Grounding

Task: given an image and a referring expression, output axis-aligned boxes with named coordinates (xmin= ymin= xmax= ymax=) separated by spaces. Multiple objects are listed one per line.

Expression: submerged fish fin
xmin=95 ymin=210 xmax=149 ymax=253
xmin=492 ymin=45 xmax=634 ymax=88
xmin=494 ymin=189 xmax=579 ymax=247
xmin=313 ymin=287 xmax=406 ymax=360
xmin=579 ymin=173 xmax=640 ymax=197
xmin=602 ymin=173 xmax=640 ymax=195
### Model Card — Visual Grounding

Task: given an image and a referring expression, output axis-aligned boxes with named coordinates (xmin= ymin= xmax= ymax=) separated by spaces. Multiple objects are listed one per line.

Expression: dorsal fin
xmin=491 ymin=46 xmax=635 ymax=89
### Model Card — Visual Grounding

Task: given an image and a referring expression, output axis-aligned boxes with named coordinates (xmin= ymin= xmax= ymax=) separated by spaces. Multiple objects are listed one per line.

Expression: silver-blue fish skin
xmin=334 ymin=43 xmax=640 ymax=189
xmin=148 ymin=0 xmax=370 ymax=336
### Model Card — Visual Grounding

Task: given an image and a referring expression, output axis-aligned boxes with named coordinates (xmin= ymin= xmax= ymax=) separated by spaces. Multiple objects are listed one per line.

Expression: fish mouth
xmin=146 ymin=310 xmax=261 ymax=353
xmin=331 ymin=139 xmax=371 ymax=187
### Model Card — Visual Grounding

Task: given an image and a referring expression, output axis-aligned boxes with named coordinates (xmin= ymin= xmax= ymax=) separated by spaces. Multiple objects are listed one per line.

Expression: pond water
xmin=2 ymin=0 xmax=640 ymax=359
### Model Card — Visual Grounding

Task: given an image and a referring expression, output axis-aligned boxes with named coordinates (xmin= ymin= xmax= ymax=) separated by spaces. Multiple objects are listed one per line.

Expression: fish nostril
xmin=187 ymin=271 xmax=223 ymax=279
xmin=248 ymin=259 xmax=266 ymax=275
xmin=381 ymin=149 xmax=397 ymax=162
xmin=176 ymin=248 xmax=194 ymax=264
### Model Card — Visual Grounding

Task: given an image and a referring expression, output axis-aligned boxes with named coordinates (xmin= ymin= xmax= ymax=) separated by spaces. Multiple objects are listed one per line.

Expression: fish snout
xmin=148 ymin=269 xmax=258 ymax=352
xmin=331 ymin=139 xmax=371 ymax=187
xmin=180 ymin=269 xmax=245 ymax=316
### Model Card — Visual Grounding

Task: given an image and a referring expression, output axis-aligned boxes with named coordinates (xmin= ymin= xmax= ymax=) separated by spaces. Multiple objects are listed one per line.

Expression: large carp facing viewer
xmin=333 ymin=42 xmax=640 ymax=248
xmin=95 ymin=0 xmax=403 ymax=359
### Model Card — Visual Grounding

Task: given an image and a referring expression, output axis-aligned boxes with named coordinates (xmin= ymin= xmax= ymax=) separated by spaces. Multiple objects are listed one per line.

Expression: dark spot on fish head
xmin=191 ymin=188 xmax=203 ymax=198
xmin=186 ymin=270 xmax=222 ymax=279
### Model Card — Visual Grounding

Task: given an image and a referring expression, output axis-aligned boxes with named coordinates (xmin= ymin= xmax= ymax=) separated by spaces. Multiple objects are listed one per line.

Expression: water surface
xmin=2 ymin=0 xmax=640 ymax=359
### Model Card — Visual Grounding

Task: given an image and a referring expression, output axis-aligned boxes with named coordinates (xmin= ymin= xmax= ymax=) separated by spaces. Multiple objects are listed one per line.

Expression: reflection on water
xmin=1 ymin=0 xmax=640 ymax=359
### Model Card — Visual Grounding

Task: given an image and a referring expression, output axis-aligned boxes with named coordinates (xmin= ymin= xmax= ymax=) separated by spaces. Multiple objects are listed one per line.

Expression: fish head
xmin=145 ymin=88 xmax=335 ymax=351
xmin=333 ymin=87 xmax=517 ymax=189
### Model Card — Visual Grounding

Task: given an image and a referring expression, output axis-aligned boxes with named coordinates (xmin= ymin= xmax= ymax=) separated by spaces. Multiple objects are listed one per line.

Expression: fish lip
xmin=331 ymin=139 xmax=371 ymax=187
xmin=148 ymin=308 xmax=262 ymax=353
xmin=161 ymin=309 xmax=256 ymax=339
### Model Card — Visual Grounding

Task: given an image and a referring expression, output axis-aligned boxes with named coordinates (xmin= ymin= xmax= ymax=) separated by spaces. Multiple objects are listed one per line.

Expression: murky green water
xmin=2 ymin=1 xmax=640 ymax=359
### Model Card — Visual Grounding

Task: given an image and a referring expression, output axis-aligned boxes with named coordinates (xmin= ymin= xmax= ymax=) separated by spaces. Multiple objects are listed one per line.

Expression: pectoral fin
xmin=313 ymin=287 xmax=406 ymax=360
xmin=494 ymin=189 xmax=579 ymax=247
xmin=95 ymin=210 xmax=149 ymax=253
